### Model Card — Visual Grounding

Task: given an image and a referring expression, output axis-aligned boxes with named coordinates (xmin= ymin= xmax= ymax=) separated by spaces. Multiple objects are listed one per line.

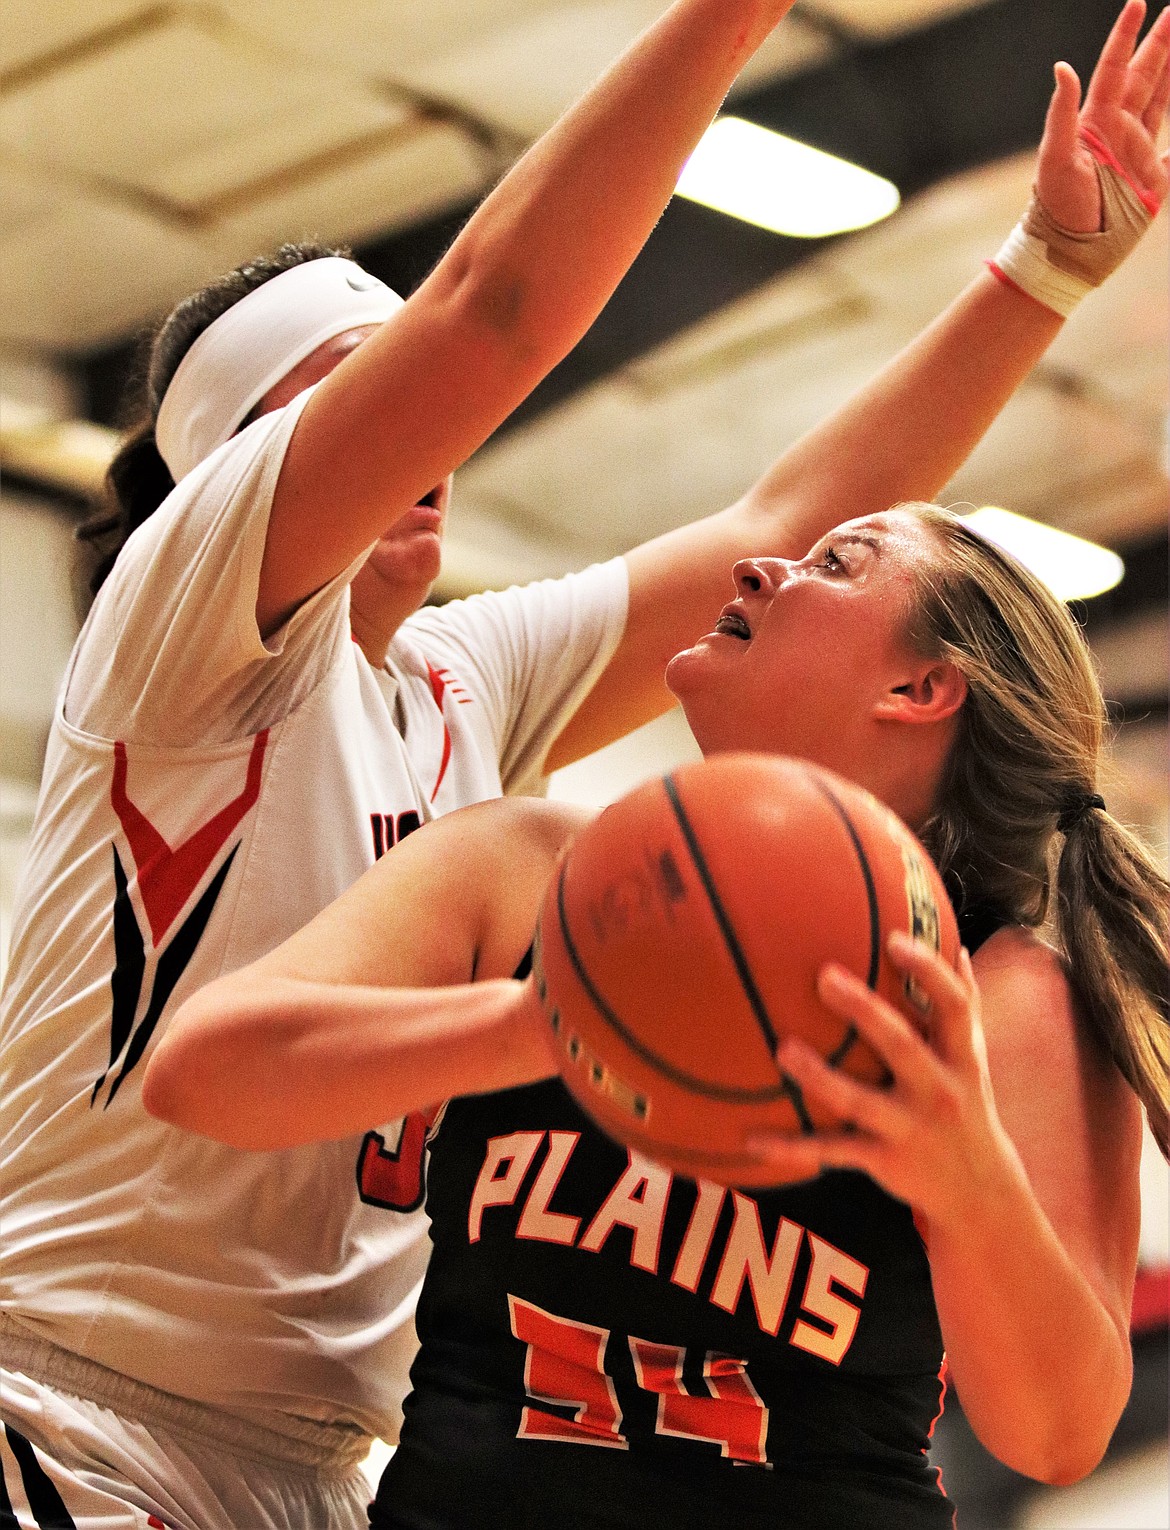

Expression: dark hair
xmin=904 ymin=503 xmax=1170 ymax=1156
xmin=76 ymin=241 xmax=350 ymax=602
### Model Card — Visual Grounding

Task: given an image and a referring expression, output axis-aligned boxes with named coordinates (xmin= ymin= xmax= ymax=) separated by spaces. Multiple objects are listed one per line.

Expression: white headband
xmin=155 ymin=257 xmax=404 ymax=481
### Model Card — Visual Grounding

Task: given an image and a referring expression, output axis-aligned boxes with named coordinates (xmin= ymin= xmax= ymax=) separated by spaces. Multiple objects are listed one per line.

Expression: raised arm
xmin=547 ymin=0 xmax=1170 ymax=767
xmin=258 ymin=0 xmax=801 ymax=634
xmin=141 ymin=798 xmax=583 ymax=1149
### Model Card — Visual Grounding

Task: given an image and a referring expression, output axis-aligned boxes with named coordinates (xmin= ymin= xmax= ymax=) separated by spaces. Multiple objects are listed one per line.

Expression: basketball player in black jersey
xmin=145 ymin=10 xmax=1170 ymax=1525
xmin=149 ymin=491 xmax=1168 ymax=1526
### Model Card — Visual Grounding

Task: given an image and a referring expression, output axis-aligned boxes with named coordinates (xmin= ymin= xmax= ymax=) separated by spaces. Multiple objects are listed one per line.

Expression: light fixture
xmin=961 ymin=507 xmax=1124 ymax=602
xmin=675 ymin=116 xmax=900 ymax=238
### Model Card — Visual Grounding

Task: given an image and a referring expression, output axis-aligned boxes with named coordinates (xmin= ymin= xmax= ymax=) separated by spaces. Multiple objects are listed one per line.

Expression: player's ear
xmin=872 ymin=660 xmax=967 ymax=725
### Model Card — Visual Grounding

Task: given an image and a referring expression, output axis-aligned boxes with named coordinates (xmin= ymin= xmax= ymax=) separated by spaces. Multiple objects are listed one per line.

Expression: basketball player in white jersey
xmin=2 ymin=0 xmax=1165 ymax=1524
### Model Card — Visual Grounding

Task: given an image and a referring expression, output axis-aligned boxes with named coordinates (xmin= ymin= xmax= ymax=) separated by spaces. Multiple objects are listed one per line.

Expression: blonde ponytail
xmin=903 ymin=504 xmax=1169 ymax=1155
xmin=1056 ymin=807 xmax=1169 ymax=1154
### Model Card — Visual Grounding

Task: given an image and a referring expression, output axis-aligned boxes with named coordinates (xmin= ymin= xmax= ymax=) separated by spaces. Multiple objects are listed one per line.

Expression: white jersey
xmin=0 ymin=388 xmax=627 ymax=1445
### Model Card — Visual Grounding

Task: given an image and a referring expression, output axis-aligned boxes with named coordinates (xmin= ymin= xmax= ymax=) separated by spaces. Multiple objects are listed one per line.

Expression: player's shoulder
xmin=970 ymin=923 xmax=1065 ymax=987
xmin=969 ymin=924 xmax=1132 ymax=1113
xmin=970 ymin=924 xmax=1075 ymax=1031
xmin=440 ymin=796 xmax=594 ymax=862
xmin=390 ymin=797 xmax=593 ymax=888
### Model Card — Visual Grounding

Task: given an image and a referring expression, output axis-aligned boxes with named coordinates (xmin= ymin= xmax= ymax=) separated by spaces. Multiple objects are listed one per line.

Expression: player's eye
xmin=815 ymin=545 xmax=843 ymax=572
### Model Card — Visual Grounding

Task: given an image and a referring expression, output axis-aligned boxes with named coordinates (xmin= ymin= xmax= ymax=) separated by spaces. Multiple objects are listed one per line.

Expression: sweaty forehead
xmin=832 ymin=509 xmax=927 ymax=556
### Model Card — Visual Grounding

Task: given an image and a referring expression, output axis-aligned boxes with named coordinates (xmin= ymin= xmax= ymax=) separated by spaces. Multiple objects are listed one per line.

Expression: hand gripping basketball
xmin=532 ymin=754 xmax=960 ymax=1188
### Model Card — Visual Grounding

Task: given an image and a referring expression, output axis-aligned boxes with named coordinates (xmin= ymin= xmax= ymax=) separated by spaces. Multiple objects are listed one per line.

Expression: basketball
xmin=532 ymin=752 xmax=960 ymax=1187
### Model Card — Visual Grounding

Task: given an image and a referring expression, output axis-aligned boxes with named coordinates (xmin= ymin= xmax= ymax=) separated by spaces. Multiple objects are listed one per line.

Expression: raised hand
xmin=1036 ymin=0 xmax=1170 ymax=232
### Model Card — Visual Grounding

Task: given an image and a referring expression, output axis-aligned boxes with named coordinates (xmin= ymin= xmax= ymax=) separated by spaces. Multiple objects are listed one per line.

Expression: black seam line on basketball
xmin=661 ymin=772 xmax=813 ymax=1133
xmin=553 ymin=859 xmax=790 ymax=1104
xmin=810 ymin=779 xmax=881 ymax=991
xmin=827 ymin=1024 xmax=859 ymax=1069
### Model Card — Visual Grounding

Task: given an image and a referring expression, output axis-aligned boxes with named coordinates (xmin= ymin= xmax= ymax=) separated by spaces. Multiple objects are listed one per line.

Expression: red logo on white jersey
xmin=92 ymin=732 xmax=268 ymax=1108
xmin=425 ymin=659 xmax=470 ymax=802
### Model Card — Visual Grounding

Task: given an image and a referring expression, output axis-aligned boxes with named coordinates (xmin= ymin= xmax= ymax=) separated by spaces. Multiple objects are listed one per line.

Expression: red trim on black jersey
xmin=1132 ymin=1264 xmax=1170 ymax=1334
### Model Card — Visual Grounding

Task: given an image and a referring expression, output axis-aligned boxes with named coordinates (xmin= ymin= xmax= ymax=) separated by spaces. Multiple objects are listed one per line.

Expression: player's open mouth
xmin=417 ymin=486 xmax=443 ymax=510
xmin=714 ymin=608 xmax=751 ymax=641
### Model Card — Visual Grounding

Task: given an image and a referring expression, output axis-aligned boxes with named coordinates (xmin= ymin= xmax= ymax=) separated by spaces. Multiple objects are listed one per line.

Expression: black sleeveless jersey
xmin=373 ymin=907 xmax=1004 ymax=1529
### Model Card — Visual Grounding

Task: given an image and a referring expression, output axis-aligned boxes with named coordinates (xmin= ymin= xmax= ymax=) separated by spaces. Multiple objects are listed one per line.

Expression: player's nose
xmin=733 ymin=558 xmax=790 ymax=599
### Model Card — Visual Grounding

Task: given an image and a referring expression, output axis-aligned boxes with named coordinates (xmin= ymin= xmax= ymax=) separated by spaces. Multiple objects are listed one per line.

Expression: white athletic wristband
xmin=989 ymin=221 xmax=1089 ymax=317
xmin=989 ymin=146 xmax=1156 ymax=320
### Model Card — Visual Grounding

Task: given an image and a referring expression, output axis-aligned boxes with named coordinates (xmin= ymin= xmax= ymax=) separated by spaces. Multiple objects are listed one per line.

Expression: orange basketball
xmin=533 ymin=753 xmax=959 ymax=1188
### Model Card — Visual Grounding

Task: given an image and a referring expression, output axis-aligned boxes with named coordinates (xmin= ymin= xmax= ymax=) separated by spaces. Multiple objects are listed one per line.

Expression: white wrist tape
xmin=990 ymin=150 xmax=1155 ymax=319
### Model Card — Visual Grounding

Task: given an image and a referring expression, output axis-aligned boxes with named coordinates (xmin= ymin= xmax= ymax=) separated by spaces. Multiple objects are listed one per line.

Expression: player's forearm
xmin=271 ymin=0 xmax=799 ymax=616
xmin=143 ymin=975 xmax=553 ymax=1151
xmin=421 ymin=0 xmax=797 ymax=373
xmin=549 ymin=270 xmax=1064 ymax=766
xmin=738 ymin=268 xmax=1063 ymax=551
xmin=925 ymin=1146 xmax=1132 ymax=1485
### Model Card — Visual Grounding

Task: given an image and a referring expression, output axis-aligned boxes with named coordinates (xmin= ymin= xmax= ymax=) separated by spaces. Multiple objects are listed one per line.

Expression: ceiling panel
xmin=458 ymin=300 xmax=908 ymax=561
xmin=142 ymin=93 xmax=412 ymax=210
xmin=809 ymin=0 xmax=998 ymax=41
xmin=0 ymin=0 xmax=144 ymax=76
xmin=401 ymin=2 xmax=830 ymax=138
xmin=729 ymin=18 xmax=837 ymax=94
xmin=621 ymin=260 xmax=864 ymax=396
xmin=822 ymin=152 xmax=1034 ymax=324
xmin=456 ymin=145 xmax=1168 ymax=565
xmin=400 ymin=2 xmax=673 ymax=139
xmin=1090 ymin=610 xmax=1169 ymax=704
xmin=0 ymin=0 xmax=1162 ymax=584
xmin=240 ymin=0 xmax=552 ymax=78
xmin=0 ymin=122 xmax=488 ymax=350
xmin=942 ymin=384 xmax=1165 ymax=538
xmin=198 ymin=122 xmax=489 ymax=284
xmin=1024 ymin=458 xmax=1169 ymax=548
xmin=1044 ymin=226 xmax=1170 ymax=423
xmin=0 ymin=195 xmax=209 ymax=348
xmin=0 ymin=136 xmax=487 ymax=352
xmin=0 ymin=158 xmax=60 ymax=239
xmin=0 ymin=13 xmax=411 ymax=198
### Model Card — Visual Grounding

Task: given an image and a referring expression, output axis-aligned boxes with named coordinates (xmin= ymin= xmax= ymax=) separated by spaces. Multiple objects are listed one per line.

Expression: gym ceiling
xmin=0 ymin=0 xmax=1165 ymax=833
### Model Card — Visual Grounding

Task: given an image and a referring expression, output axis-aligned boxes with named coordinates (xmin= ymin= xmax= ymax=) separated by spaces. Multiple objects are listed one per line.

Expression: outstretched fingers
xmin=750 ymin=943 xmax=990 ymax=1198
xmin=1085 ymin=0 xmax=1148 ymax=110
xmin=740 ymin=1130 xmax=828 ymax=1185
xmin=1139 ymin=11 xmax=1170 ymax=129
xmin=1128 ymin=3 xmax=1170 ymax=117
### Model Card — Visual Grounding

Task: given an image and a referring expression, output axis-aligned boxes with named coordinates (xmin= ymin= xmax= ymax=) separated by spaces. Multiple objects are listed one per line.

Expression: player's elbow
xmin=985 ymin=1425 xmax=1108 ymax=1488
xmin=142 ymin=987 xmax=263 ymax=1150
xmin=434 ymin=225 xmax=583 ymax=383
xmin=979 ymin=1352 xmax=1131 ymax=1487
xmin=1020 ymin=1428 xmax=1114 ymax=1488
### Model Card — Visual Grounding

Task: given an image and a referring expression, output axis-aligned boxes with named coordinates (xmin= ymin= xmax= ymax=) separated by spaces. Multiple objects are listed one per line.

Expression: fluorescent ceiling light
xmin=961 ymin=507 xmax=1124 ymax=602
xmin=675 ymin=116 xmax=900 ymax=238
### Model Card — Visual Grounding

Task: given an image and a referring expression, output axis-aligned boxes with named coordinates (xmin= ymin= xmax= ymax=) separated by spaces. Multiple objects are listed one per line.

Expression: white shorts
xmin=0 ymin=1367 xmax=373 ymax=1530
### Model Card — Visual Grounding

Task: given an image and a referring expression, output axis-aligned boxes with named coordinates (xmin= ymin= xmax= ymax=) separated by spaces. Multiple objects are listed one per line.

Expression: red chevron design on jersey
xmin=425 ymin=660 xmax=470 ymax=803
xmin=110 ymin=730 xmax=268 ymax=946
